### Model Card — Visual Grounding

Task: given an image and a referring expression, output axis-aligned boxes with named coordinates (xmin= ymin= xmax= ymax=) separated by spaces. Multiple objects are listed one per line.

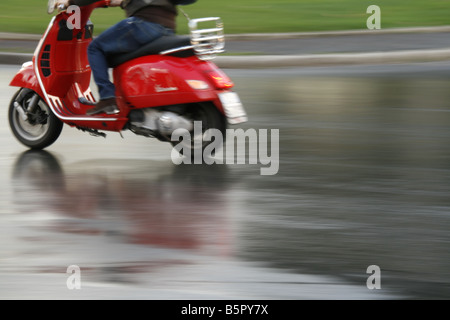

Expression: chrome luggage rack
xmin=189 ymin=17 xmax=225 ymax=61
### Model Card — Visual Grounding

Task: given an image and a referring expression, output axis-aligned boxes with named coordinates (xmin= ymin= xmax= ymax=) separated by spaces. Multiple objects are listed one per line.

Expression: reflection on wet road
xmin=1 ymin=63 xmax=450 ymax=299
xmin=11 ymin=152 xmax=233 ymax=252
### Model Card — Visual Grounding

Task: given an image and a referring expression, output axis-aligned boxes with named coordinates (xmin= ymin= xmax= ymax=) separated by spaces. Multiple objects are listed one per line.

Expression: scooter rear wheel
xmin=9 ymin=88 xmax=63 ymax=150
xmin=170 ymin=102 xmax=227 ymax=162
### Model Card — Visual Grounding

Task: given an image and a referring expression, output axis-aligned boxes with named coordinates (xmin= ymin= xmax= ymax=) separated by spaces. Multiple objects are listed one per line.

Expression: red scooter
xmin=8 ymin=0 xmax=247 ymax=153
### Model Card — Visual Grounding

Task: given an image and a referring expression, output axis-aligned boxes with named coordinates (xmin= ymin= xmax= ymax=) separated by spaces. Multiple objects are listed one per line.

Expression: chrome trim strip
xmin=159 ymin=45 xmax=194 ymax=55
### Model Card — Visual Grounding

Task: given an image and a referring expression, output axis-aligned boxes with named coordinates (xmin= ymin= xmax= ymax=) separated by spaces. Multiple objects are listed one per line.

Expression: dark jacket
xmin=121 ymin=0 xmax=176 ymax=17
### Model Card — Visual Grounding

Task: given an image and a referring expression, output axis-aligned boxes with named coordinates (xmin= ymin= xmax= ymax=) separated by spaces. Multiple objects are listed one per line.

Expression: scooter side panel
xmin=113 ymin=55 xmax=221 ymax=110
xmin=53 ymin=41 xmax=91 ymax=73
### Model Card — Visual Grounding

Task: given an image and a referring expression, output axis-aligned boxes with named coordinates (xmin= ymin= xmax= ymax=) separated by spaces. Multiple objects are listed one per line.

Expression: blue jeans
xmin=87 ymin=17 xmax=173 ymax=100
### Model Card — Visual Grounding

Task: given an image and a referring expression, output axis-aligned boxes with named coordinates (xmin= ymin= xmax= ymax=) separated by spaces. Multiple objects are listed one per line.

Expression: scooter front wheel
xmin=8 ymin=88 xmax=63 ymax=150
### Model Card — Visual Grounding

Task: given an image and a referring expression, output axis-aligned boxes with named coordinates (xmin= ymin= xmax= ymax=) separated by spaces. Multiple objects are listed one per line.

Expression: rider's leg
xmin=86 ymin=17 xmax=170 ymax=115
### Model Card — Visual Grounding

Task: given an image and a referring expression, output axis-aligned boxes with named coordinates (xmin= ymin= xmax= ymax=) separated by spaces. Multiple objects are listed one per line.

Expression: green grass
xmin=0 ymin=0 xmax=449 ymax=35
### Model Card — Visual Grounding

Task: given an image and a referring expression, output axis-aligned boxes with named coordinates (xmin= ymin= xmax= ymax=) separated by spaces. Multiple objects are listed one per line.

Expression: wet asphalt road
xmin=1 ymin=62 xmax=450 ymax=300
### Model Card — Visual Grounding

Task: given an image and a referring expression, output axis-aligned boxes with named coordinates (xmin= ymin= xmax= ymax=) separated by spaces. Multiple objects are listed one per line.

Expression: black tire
xmin=8 ymin=88 xmax=63 ymax=150
xmin=170 ymin=102 xmax=227 ymax=163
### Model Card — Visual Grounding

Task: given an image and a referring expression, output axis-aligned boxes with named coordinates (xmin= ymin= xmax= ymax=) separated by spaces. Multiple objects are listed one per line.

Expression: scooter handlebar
xmin=47 ymin=0 xmax=68 ymax=14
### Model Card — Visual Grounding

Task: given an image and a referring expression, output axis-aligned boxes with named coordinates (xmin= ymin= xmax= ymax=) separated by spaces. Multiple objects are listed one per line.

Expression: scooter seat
xmin=108 ymin=35 xmax=194 ymax=68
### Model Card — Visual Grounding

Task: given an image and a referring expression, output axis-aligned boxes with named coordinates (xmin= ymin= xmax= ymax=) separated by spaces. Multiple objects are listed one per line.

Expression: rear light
xmin=205 ymin=70 xmax=234 ymax=90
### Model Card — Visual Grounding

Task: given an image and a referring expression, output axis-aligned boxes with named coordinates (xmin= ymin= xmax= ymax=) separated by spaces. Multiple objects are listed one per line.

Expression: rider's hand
xmin=109 ymin=0 xmax=123 ymax=7
xmin=55 ymin=0 xmax=70 ymax=8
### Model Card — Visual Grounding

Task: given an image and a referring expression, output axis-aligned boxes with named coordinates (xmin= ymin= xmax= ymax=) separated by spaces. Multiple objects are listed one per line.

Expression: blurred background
xmin=1 ymin=0 xmax=450 ymax=301
xmin=1 ymin=0 xmax=450 ymax=35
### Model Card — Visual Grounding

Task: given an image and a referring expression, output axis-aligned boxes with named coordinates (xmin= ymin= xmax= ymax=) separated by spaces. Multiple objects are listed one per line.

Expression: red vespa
xmin=8 ymin=0 xmax=247 ymax=154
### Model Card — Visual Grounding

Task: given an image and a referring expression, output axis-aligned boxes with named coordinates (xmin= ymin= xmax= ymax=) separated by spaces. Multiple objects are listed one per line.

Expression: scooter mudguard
xmin=9 ymin=61 xmax=44 ymax=98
